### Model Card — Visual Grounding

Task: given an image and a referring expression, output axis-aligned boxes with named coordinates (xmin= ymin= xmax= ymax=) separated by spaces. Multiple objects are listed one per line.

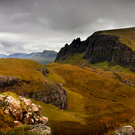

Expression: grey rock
xmin=115 ymin=125 xmax=135 ymax=135
xmin=29 ymin=123 xmax=51 ymax=135
xmin=0 ymin=76 xmax=22 ymax=88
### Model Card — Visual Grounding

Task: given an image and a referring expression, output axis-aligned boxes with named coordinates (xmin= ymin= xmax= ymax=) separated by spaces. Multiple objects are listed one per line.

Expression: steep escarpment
xmin=55 ymin=37 xmax=88 ymax=62
xmin=55 ymin=27 xmax=135 ymax=69
xmin=83 ymin=33 xmax=135 ymax=68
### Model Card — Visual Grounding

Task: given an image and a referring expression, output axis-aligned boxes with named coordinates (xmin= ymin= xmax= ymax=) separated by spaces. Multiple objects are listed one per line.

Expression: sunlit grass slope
xmin=0 ymin=58 xmax=50 ymax=94
xmin=1 ymin=58 xmax=135 ymax=134
xmin=100 ymin=27 xmax=135 ymax=50
xmin=46 ymin=62 xmax=135 ymax=135
xmin=0 ymin=58 xmax=45 ymax=80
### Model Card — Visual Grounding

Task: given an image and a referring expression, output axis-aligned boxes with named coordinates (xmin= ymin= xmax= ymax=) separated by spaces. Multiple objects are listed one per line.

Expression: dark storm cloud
xmin=0 ymin=0 xmax=135 ymax=54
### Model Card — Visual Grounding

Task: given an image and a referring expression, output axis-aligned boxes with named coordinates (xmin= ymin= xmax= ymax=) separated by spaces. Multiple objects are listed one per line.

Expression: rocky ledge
xmin=0 ymin=75 xmax=67 ymax=110
xmin=0 ymin=94 xmax=51 ymax=135
xmin=0 ymin=76 xmax=22 ymax=87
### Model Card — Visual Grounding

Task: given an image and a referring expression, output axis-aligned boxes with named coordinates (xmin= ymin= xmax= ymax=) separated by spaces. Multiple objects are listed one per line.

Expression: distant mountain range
xmin=0 ymin=50 xmax=57 ymax=65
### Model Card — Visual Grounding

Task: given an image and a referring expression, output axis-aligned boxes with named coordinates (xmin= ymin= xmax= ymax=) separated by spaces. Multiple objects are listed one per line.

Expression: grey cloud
xmin=0 ymin=0 xmax=135 ymax=54
xmin=0 ymin=41 xmax=25 ymax=54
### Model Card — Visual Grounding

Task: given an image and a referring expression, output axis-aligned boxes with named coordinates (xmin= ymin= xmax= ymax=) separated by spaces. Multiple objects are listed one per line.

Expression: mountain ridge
xmin=0 ymin=50 xmax=57 ymax=65
xmin=55 ymin=27 xmax=135 ymax=70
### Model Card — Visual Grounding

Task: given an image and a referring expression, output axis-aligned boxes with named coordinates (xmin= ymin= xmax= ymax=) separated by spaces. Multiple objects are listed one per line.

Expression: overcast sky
xmin=0 ymin=0 xmax=135 ymax=55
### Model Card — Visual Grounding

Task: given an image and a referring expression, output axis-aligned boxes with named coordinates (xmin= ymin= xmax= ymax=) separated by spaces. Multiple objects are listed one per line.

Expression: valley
xmin=1 ymin=27 xmax=135 ymax=135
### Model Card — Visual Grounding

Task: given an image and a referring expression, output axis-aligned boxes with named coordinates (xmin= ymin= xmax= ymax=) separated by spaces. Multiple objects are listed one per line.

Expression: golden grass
xmin=0 ymin=58 xmax=45 ymax=81
xmin=1 ymin=58 xmax=135 ymax=134
xmin=46 ymin=62 xmax=135 ymax=134
xmin=0 ymin=58 xmax=51 ymax=94
xmin=100 ymin=27 xmax=135 ymax=51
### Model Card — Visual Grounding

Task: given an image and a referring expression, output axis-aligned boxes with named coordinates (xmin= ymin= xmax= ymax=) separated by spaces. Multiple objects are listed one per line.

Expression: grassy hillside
xmin=1 ymin=58 xmax=135 ymax=134
xmin=0 ymin=58 xmax=53 ymax=93
xmin=0 ymin=58 xmax=45 ymax=81
xmin=46 ymin=62 xmax=135 ymax=134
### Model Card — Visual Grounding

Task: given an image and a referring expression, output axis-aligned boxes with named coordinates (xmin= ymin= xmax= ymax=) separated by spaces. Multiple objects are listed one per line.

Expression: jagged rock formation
xmin=55 ymin=37 xmax=88 ymax=61
xmin=0 ymin=94 xmax=51 ymax=135
xmin=55 ymin=28 xmax=135 ymax=70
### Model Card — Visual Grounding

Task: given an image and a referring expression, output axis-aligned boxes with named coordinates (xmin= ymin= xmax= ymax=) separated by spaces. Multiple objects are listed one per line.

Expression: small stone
xmin=45 ymin=126 xmax=51 ymax=135
xmin=115 ymin=125 xmax=135 ymax=135
xmin=42 ymin=116 xmax=48 ymax=124
xmin=33 ymin=116 xmax=43 ymax=123
xmin=31 ymin=103 xmax=38 ymax=112
xmin=14 ymin=121 xmax=22 ymax=126
xmin=37 ymin=105 xmax=43 ymax=116
xmin=4 ymin=108 xmax=10 ymax=115
xmin=19 ymin=96 xmax=32 ymax=108
xmin=24 ymin=113 xmax=34 ymax=125
xmin=28 ymin=124 xmax=51 ymax=135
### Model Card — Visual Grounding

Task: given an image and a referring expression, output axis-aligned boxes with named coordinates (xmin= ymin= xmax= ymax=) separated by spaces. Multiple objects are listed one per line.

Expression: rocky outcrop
xmin=29 ymin=83 xmax=67 ymax=110
xmin=115 ymin=125 xmax=135 ymax=135
xmin=0 ymin=94 xmax=51 ymax=135
xmin=114 ymin=73 xmax=135 ymax=87
xmin=0 ymin=74 xmax=67 ymax=110
xmin=0 ymin=76 xmax=22 ymax=88
xmin=55 ymin=37 xmax=88 ymax=61
xmin=5 ymin=96 xmax=23 ymax=121
xmin=35 ymin=67 xmax=49 ymax=77
xmin=55 ymin=30 xmax=135 ymax=70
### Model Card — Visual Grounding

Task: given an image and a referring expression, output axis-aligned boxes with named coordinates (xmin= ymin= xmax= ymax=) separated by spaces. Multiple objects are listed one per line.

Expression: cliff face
xmin=55 ymin=28 xmax=135 ymax=69
xmin=55 ymin=38 xmax=88 ymax=61
xmin=83 ymin=33 xmax=135 ymax=68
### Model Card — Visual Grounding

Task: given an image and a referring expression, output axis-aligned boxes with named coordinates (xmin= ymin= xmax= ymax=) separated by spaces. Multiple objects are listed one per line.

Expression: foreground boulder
xmin=29 ymin=123 xmax=51 ymax=135
xmin=5 ymin=96 xmax=23 ymax=121
xmin=0 ymin=94 xmax=51 ymax=135
xmin=115 ymin=125 xmax=135 ymax=135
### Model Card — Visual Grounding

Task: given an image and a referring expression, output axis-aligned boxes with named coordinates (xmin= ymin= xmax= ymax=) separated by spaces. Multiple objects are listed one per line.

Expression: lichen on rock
xmin=0 ymin=94 xmax=51 ymax=135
